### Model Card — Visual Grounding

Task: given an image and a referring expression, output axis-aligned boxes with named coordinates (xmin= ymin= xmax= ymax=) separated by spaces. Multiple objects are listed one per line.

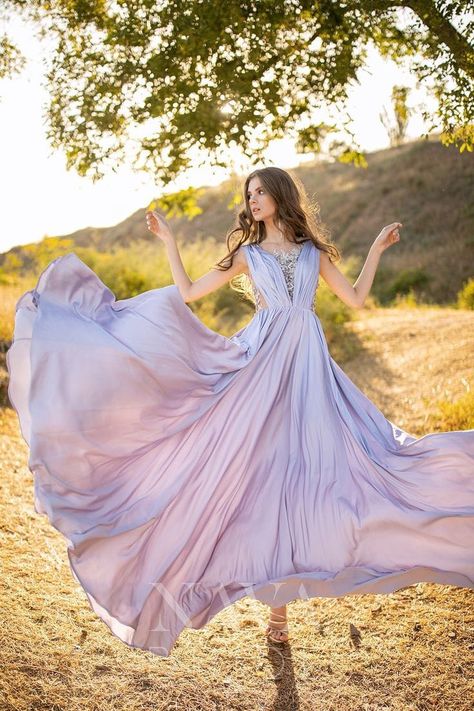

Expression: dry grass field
xmin=1 ymin=305 xmax=473 ymax=711
xmin=342 ymin=306 xmax=474 ymax=435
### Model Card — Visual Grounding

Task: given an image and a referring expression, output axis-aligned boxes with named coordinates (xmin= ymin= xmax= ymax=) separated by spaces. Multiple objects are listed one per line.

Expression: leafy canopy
xmin=2 ymin=0 xmax=473 ymax=186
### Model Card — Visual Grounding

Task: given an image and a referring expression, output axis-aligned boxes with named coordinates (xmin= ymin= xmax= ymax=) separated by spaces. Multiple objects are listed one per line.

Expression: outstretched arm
xmin=145 ymin=210 xmax=248 ymax=303
xmin=319 ymin=222 xmax=402 ymax=309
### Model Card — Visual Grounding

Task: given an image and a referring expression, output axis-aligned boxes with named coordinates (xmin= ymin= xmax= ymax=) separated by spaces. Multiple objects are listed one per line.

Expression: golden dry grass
xmin=342 ymin=306 xmax=474 ymax=435
xmin=0 ymin=280 xmax=32 ymax=343
xmin=1 ymin=308 xmax=474 ymax=711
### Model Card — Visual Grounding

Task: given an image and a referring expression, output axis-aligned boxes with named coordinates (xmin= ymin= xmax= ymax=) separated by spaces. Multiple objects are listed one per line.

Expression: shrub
xmin=457 ymin=278 xmax=474 ymax=310
xmin=377 ymin=268 xmax=431 ymax=304
xmin=392 ymin=288 xmax=418 ymax=308
xmin=427 ymin=389 xmax=474 ymax=432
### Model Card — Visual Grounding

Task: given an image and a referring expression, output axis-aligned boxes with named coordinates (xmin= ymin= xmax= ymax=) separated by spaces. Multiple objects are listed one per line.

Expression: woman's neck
xmin=262 ymin=218 xmax=289 ymax=245
xmin=262 ymin=234 xmax=295 ymax=246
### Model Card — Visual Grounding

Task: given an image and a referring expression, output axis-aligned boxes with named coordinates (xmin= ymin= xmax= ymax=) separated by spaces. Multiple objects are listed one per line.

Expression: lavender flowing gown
xmin=6 ymin=239 xmax=474 ymax=657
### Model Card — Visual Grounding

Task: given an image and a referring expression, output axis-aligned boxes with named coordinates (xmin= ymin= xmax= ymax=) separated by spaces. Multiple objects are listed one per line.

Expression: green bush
xmin=457 ymin=278 xmax=474 ymax=309
xmin=377 ymin=268 xmax=431 ymax=304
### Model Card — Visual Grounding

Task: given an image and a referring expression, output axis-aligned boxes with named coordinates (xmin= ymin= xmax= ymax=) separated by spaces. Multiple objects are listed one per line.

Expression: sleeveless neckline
xmin=248 ymin=240 xmax=312 ymax=308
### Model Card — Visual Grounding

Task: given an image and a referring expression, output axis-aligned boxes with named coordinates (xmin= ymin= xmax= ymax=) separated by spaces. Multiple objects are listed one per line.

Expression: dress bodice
xmin=244 ymin=240 xmax=319 ymax=313
xmin=251 ymin=244 xmax=304 ymax=311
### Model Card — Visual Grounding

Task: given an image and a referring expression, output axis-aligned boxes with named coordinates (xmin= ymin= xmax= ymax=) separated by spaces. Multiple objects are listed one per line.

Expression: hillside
xmin=1 ymin=136 xmax=473 ymax=303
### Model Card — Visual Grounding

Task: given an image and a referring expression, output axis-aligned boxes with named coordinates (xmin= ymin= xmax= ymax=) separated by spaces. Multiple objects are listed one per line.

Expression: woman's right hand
xmin=145 ymin=210 xmax=174 ymax=243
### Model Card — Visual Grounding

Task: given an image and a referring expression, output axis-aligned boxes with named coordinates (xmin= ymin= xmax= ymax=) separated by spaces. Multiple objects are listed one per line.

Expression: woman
xmin=7 ymin=167 xmax=474 ymax=656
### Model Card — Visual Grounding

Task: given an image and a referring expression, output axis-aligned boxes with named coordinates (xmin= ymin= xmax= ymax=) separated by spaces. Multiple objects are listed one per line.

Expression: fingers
xmin=145 ymin=211 xmax=159 ymax=233
xmin=145 ymin=210 xmax=163 ymax=225
xmin=386 ymin=222 xmax=402 ymax=237
xmin=145 ymin=209 xmax=169 ymax=238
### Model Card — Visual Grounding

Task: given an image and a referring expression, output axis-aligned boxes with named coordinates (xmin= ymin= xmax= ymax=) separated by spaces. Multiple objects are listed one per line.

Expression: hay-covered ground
xmin=1 ymin=307 xmax=473 ymax=711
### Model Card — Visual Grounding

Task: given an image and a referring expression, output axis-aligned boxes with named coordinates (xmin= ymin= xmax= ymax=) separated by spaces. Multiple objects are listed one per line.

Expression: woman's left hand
xmin=373 ymin=222 xmax=402 ymax=253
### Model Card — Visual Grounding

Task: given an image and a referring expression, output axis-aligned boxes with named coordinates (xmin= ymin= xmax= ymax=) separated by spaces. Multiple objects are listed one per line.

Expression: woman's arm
xmin=168 ymin=240 xmax=248 ymax=303
xmin=145 ymin=210 xmax=248 ymax=303
xmin=319 ymin=222 xmax=402 ymax=309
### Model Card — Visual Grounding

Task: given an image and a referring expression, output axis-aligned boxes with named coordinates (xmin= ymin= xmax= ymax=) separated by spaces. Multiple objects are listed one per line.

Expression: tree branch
xmin=367 ymin=0 xmax=474 ymax=77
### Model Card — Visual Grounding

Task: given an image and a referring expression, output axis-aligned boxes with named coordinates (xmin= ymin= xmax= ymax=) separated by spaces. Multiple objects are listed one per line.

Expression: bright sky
xmin=0 ymin=14 xmax=435 ymax=253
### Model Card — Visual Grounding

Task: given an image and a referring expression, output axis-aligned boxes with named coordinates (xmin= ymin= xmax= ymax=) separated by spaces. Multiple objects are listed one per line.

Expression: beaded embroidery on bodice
xmin=251 ymin=242 xmax=304 ymax=311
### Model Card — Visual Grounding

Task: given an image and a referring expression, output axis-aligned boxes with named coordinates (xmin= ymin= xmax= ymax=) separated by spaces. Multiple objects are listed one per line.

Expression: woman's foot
xmin=265 ymin=605 xmax=289 ymax=643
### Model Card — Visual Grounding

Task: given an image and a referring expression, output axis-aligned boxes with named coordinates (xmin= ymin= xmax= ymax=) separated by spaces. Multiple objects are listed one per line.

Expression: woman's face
xmin=247 ymin=177 xmax=277 ymax=222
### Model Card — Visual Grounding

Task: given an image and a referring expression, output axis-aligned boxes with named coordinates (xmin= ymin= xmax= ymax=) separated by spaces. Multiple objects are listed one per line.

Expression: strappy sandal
xmin=265 ymin=611 xmax=289 ymax=644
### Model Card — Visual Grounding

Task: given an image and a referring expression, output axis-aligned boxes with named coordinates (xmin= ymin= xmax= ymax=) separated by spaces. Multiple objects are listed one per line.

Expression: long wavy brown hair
xmin=214 ymin=166 xmax=341 ymax=274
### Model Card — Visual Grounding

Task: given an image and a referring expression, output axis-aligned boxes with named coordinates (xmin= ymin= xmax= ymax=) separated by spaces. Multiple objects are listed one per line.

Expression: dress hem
xmin=65 ymin=545 xmax=474 ymax=658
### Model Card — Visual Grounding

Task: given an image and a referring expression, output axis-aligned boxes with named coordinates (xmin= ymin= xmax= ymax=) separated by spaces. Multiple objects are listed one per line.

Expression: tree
xmin=379 ymin=85 xmax=412 ymax=146
xmin=0 ymin=34 xmax=26 ymax=80
xmin=2 ymin=0 xmax=473 ymax=186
